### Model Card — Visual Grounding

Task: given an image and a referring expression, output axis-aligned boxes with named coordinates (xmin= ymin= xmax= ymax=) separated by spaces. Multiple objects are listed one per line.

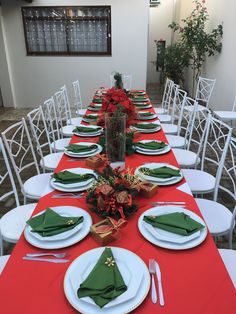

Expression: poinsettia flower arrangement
xmin=97 ymin=87 xmax=137 ymax=127
xmin=86 ymin=165 xmax=140 ymax=219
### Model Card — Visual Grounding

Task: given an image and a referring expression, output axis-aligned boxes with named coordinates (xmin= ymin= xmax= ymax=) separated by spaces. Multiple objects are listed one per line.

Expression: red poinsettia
xmin=97 ymin=87 xmax=137 ymax=127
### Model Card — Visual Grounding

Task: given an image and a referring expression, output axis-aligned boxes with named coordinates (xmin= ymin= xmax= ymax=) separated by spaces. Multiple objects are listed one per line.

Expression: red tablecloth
xmin=0 ymin=100 xmax=235 ymax=314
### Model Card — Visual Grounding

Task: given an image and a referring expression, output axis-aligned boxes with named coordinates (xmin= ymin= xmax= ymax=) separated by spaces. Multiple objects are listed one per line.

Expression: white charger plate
xmin=64 ymin=247 xmax=150 ymax=314
xmin=51 ymin=167 xmax=97 ymax=192
xmin=28 ymin=206 xmax=84 ymax=242
xmin=64 ymin=142 xmax=102 ymax=158
xmin=82 ymin=114 xmax=99 ymax=123
xmin=138 ymin=111 xmax=157 ymax=120
xmin=130 ymin=122 xmax=161 ymax=134
xmin=73 ymin=125 xmax=103 ymax=137
xmin=138 ymin=206 xmax=207 ymax=250
xmin=24 ymin=206 xmax=92 ymax=249
xmin=135 ymin=162 xmax=183 ymax=185
xmin=134 ymin=140 xmax=171 ymax=155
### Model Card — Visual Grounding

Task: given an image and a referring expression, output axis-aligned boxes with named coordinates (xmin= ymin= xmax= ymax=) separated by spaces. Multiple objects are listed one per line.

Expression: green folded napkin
xmin=27 ymin=207 xmax=84 ymax=237
xmin=73 ymin=126 xmax=101 ymax=133
xmin=143 ymin=212 xmax=204 ymax=236
xmin=88 ymin=106 xmax=100 ymax=111
xmin=53 ymin=170 xmax=95 ymax=184
xmin=66 ymin=144 xmax=98 ymax=153
xmin=84 ymin=114 xmax=98 ymax=120
xmin=132 ymin=123 xmax=157 ymax=130
xmin=93 ymin=98 xmax=102 ymax=104
xmin=134 ymin=103 xmax=149 ymax=107
xmin=139 ymin=166 xmax=181 ymax=178
xmin=135 ymin=141 xmax=167 ymax=150
xmin=139 ymin=112 xmax=153 ymax=117
xmin=78 ymin=248 xmax=127 ymax=308
xmin=132 ymin=96 xmax=147 ymax=101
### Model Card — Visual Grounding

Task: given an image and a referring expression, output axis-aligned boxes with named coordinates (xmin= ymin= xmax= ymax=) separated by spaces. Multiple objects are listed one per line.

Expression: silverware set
xmin=22 ymin=252 xmax=70 ymax=263
xmin=148 ymin=258 xmax=165 ymax=306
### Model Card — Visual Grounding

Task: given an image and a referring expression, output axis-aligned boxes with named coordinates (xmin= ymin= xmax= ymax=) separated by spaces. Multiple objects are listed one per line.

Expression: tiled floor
xmin=0 ymin=83 xmax=235 ymax=255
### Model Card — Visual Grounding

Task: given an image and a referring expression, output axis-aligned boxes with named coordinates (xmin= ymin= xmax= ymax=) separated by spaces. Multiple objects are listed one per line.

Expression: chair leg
xmin=24 ymin=195 xmax=27 ymax=205
xmin=0 ymin=234 xmax=3 ymax=256
xmin=229 ymin=232 xmax=233 ymax=249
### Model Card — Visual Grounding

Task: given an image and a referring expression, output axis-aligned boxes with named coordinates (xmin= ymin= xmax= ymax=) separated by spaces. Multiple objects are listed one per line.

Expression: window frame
xmin=21 ymin=6 xmax=112 ymax=56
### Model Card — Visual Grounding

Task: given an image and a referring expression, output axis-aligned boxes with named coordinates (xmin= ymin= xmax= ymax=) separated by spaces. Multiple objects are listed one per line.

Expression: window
xmin=21 ymin=6 xmax=111 ymax=56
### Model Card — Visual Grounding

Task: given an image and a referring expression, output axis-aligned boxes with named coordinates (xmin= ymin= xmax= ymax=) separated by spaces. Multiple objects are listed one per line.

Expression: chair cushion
xmin=0 ymin=203 xmax=37 ymax=242
xmin=218 ymin=249 xmax=236 ymax=289
xmin=173 ymin=149 xmax=200 ymax=167
xmin=157 ymin=114 xmax=171 ymax=123
xmin=166 ymin=135 xmax=186 ymax=148
xmin=196 ymin=198 xmax=232 ymax=234
xmin=214 ymin=111 xmax=236 ymax=121
xmin=61 ymin=125 xmax=75 ymax=137
xmin=0 ymin=255 xmax=10 ymax=274
xmin=68 ymin=117 xmax=83 ymax=125
xmin=184 ymin=105 xmax=207 ymax=112
xmin=154 ymin=108 xmax=167 ymax=114
xmin=40 ymin=152 xmax=63 ymax=170
xmin=182 ymin=169 xmax=215 ymax=193
xmin=23 ymin=173 xmax=52 ymax=200
xmin=51 ymin=138 xmax=70 ymax=152
xmin=161 ymin=123 xmax=178 ymax=134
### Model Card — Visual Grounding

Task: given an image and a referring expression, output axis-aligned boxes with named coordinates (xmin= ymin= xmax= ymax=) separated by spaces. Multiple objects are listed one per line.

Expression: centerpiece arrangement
xmin=86 ymin=165 xmax=140 ymax=219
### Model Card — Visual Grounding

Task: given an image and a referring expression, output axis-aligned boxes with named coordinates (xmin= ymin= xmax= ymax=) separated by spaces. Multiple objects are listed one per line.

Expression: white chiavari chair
xmin=154 ymin=78 xmax=174 ymax=115
xmin=72 ymin=80 xmax=86 ymax=116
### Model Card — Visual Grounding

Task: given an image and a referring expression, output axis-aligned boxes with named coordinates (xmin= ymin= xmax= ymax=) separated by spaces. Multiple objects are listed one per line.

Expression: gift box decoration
xmin=139 ymin=181 xmax=158 ymax=198
xmin=90 ymin=217 xmax=127 ymax=246
xmin=86 ymin=155 xmax=104 ymax=169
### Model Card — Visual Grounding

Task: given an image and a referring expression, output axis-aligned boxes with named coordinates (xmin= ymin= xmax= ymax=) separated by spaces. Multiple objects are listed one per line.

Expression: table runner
xmin=0 ymin=93 xmax=235 ymax=314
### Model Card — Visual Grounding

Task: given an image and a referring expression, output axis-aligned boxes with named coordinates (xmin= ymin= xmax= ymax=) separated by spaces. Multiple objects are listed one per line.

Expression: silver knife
xmin=155 ymin=260 xmax=165 ymax=306
xmin=22 ymin=256 xmax=70 ymax=263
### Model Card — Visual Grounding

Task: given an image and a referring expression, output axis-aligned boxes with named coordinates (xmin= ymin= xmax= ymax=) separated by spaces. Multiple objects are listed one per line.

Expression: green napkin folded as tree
xmin=143 ymin=212 xmax=204 ymax=236
xmin=78 ymin=247 xmax=127 ymax=308
xmin=135 ymin=141 xmax=167 ymax=150
xmin=53 ymin=170 xmax=95 ymax=184
xmin=132 ymin=123 xmax=157 ymax=130
xmin=27 ymin=207 xmax=84 ymax=237
xmin=73 ymin=126 xmax=101 ymax=133
xmin=140 ymin=166 xmax=181 ymax=178
xmin=66 ymin=144 xmax=98 ymax=153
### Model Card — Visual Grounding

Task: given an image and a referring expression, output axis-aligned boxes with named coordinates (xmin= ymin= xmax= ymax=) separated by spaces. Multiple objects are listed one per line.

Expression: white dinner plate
xmin=24 ymin=206 xmax=92 ymax=249
xmin=50 ymin=167 xmax=97 ymax=192
xmin=88 ymin=104 xmax=102 ymax=111
xmin=138 ymin=111 xmax=157 ymax=120
xmin=135 ymin=162 xmax=183 ymax=185
xmin=134 ymin=140 xmax=171 ymax=155
xmin=64 ymin=247 xmax=150 ymax=314
xmin=64 ymin=142 xmax=102 ymax=158
xmin=28 ymin=206 xmax=84 ymax=242
xmin=138 ymin=206 xmax=207 ymax=250
xmin=73 ymin=125 xmax=103 ymax=137
xmin=82 ymin=114 xmax=99 ymax=123
xmin=130 ymin=122 xmax=161 ymax=133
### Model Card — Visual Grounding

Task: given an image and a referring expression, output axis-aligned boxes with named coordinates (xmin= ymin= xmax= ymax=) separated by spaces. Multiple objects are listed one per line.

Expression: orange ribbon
xmin=95 ymin=217 xmax=127 ymax=235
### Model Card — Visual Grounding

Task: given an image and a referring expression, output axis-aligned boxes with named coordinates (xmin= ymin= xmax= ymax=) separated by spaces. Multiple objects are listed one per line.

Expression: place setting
xmin=82 ymin=113 xmax=100 ymax=123
xmin=133 ymin=102 xmax=152 ymax=110
xmin=137 ymin=111 xmax=157 ymax=120
xmin=50 ymin=167 xmax=98 ymax=192
xmin=135 ymin=162 xmax=183 ymax=186
xmin=130 ymin=122 xmax=161 ymax=133
xmin=138 ymin=205 xmax=207 ymax=250
xmin=24 ymin=205 xmax=92 ymax=249
xmin=73 ymin=124 xmax=103 ymax=137
xmin=134 ymin=140 xmax=171 ymax=155
xmin=64 ymin=246 xmax=150 ymax=314
xmin=64 ymin=142 xmax=103 ymax=158
xmin=87 ymin=103 xmax=102 ymax=111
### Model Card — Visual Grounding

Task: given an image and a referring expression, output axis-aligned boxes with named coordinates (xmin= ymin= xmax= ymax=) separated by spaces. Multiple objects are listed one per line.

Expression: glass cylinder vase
xmin=105 ymin=113 xmax=126 ymax=170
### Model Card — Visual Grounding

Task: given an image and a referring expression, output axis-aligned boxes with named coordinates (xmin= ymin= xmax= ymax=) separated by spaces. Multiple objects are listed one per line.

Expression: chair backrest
xmin=161 ymin=78 xmax=174 ymax=110
xmin=167 ymin=84 xmax=181 ymax=123
xmin=178 ymin=97 xmax=198 ymax=149
xmin=55 ymin=89 xmax=70 ymax=130
xmin=0 ymin=137 xmax=19 ymax=208
xmin=27 ymin=107 xmax=53 ymax=167
xmin=110 ymin=74 xmax=132 ymax=90
xmin=1 ymin=119 xmax=40 ymax=193
xmin=195 ymin=76 xmax=216 ymax=108
xmin=195 ymin=114 xmax=232 ymax=195
xmin=41 ymin=97 xmax=61 ymax=146
xmin=72 ymin=80 xmax=83 ymax=114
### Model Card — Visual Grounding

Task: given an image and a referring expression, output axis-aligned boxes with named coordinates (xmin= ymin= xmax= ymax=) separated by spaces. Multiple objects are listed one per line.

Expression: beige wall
xmin=179 ymin=0 xmax=236 ymax=110
xmin=147 ymin=0 xmax=175 ymax=83
xmin=1 ymin=0 xmax=149 ymax=108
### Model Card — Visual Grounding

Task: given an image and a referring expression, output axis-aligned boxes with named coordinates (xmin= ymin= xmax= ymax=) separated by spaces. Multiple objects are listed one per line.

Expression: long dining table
xmin=0 ymin=89 xmax=236 ymax=314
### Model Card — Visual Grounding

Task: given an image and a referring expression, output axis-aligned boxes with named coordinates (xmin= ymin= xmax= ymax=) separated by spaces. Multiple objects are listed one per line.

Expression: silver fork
xmin=149 ymin=258 xmax=157 ymax=304
xmin=26 ymin=252 xmax=67 ymax=258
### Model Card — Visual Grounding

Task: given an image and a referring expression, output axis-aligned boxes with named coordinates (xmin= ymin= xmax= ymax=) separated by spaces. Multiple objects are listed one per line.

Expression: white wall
xmin=147 ymin=0 xmax=174 ymax=83
xmin=179 ymin=0 xmax=236 ymax=110
xmin=0 ymin=0 xmax=149 ymax=108
xmin=0 ymin=8 xmax=14 ymax=107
